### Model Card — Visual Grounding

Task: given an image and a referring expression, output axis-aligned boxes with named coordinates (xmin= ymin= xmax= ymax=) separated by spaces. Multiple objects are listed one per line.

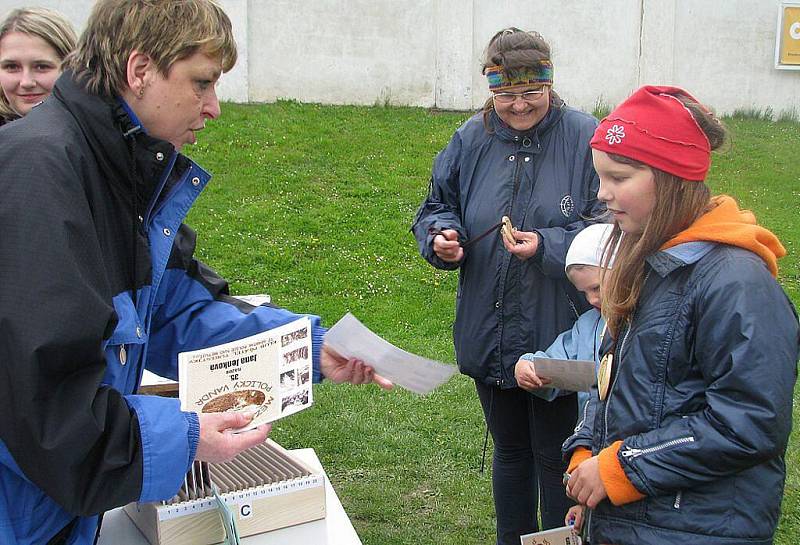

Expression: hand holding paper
xmin=324 ymin=313 xmax=457 ymax=395
xmin=320 ymin=346 xmax=394 ymax=390
xmin=530 ymin=356 xmax=596 ymax=392
xmin=515 ymin=357 xmax=552 ymax=391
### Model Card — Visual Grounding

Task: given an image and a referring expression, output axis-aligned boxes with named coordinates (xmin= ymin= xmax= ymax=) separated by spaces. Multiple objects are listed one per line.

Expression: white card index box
xmin=124 ymin=440 xmax=326 ymax=545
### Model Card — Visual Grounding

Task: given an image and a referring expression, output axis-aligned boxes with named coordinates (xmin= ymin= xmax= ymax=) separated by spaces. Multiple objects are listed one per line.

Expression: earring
xmin=138 ymin=87 xmax=145 ymax=99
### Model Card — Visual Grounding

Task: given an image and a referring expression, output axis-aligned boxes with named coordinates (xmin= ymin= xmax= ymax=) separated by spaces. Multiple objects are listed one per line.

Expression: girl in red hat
xmin=561 ymin=86 xmax=799 ymax=545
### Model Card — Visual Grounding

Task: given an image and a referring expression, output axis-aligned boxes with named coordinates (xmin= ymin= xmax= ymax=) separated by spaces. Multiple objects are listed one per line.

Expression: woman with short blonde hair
xmin=0 ymin=2 xmax=388 ymax=544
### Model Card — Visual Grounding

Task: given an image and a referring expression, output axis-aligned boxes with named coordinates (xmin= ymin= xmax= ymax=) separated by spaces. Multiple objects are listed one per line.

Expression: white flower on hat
xmin=605 ymin=124 xmax=625 ymax=145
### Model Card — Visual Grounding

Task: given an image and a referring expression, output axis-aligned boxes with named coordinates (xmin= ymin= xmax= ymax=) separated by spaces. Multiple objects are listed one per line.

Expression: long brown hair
xmin=600 ymin=95 xmax=727 ymax=338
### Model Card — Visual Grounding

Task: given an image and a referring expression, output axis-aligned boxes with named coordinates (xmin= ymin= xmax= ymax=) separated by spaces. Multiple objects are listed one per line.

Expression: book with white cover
xmin=178 ymin=317 xmax=313 ymax=431
xmin=520 ymin=525 xmax=582 ymax=545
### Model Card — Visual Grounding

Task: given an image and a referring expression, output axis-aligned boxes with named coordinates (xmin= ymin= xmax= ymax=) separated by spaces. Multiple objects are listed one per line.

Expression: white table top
xmin=98 ymin=448 xmax=361 ymax=545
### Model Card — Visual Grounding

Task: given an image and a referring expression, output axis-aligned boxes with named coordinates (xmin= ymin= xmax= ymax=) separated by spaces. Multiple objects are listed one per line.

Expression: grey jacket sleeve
xmin=411 ymin=132 xmax=467 ymax=270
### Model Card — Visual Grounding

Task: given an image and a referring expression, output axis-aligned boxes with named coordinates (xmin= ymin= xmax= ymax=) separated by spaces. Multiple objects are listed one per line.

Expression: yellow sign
xmin=778 ymin=5 xmax=800 ymax=66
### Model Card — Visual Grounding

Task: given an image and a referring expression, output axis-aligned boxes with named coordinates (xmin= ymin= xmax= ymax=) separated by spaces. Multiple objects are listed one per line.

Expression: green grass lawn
xmin=185 ymin=101 xmax=800 ymax=544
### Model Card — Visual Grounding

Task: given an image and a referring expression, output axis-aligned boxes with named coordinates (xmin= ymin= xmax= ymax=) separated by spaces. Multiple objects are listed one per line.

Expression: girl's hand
xmin=566 ymin=456 xmax=608 ymax=508
xmin=565 ymin=504 xmax=585 ymax=532
xmin=514 ymin=357 xmax=551 ymax=391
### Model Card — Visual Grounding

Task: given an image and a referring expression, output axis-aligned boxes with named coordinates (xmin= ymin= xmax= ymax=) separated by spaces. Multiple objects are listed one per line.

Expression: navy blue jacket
xmin=412 ymin=105 xmax=602 ymax=387
xmin=0 ymin=72 xmax=324 ymax=544
xmin=563 ymin=242 xmax=800 ymax=544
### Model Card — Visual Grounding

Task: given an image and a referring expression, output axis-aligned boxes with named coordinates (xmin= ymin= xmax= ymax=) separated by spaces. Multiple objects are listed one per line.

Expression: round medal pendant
xmin=598 ymin=352 xmax=613 ymax=400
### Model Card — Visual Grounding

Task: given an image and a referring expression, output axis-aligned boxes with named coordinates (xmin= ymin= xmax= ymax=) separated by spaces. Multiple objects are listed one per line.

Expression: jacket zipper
xmin=620 ymin=436 xmax=695 ymax=458
xmin=584 ymin=507 xmax=592 ymax=543
xmin=573 ymin=392 xmax=591 ymax=433
xmin=673 ymin=490 xmax=683 ymax=509
xmin=601 ymin=321 xmax=631 ymax=445
xmin=601 ymin=271 xmax=650 ymax=447
xmin=497 ymin=147 xmax=526 ymax=388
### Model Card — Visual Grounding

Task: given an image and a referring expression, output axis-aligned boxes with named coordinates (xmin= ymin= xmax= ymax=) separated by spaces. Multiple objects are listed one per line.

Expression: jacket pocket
xmin=647 ymin=477 xmax=736 ymax=536
xmin=103 ymin=294 xmax=148 ymax=388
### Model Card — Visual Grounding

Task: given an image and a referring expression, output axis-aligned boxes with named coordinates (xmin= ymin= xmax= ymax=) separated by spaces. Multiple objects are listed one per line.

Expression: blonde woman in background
xmin=0 ymin=7 xmax=76 ymax=125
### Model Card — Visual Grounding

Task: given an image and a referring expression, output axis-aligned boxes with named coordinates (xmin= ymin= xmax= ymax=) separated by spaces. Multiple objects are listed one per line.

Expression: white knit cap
xmin=565 ymin=223 xmax=614 ymax=271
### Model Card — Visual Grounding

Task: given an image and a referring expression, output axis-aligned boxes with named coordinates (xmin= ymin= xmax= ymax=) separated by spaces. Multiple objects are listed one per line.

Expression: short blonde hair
xmin=65 ymin=0 xmax=237 ymax=97
xmin=0 ymin=7 xmax=77 ymax=120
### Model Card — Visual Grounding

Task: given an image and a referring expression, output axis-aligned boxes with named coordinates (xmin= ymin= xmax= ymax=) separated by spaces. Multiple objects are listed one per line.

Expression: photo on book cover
xmin=178 ymin=317 xmax=313 ymax=432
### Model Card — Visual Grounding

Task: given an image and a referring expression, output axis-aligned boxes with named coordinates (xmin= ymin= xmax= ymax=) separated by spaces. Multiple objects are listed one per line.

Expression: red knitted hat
xmin=590 ymin=86 xmax=711 ymax=181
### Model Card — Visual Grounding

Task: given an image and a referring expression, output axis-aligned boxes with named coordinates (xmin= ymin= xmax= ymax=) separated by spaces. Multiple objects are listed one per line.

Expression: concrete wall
xmin=2 ymin=0 xmax=798 ymax=115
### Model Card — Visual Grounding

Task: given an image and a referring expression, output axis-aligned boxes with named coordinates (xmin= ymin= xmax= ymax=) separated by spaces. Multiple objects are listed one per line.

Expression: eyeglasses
xmin=492 ymin=88 xmax=547 ymax=104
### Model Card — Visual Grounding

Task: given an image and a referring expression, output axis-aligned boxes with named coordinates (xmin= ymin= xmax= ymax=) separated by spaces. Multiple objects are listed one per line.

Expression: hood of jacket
xmin=661 ymin=195 xmax=786 ymax=277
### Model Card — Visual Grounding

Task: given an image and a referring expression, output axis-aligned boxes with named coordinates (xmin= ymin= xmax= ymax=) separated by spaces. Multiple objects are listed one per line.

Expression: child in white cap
xmin=514 ymin=222 xmax=613 ymax=408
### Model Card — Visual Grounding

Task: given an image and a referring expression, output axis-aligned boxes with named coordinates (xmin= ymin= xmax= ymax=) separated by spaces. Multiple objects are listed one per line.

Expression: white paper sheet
xmin=531 ymin=357 xmax=596 ymax=392
xmin=141 ymin=369 xmax=175 ymax=387
xmin=324 ymin=313 xmax=457 ymax=395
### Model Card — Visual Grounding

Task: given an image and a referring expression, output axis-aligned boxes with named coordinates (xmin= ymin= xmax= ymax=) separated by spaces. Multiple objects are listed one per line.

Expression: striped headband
xmin=485 ymin=62 xmax=554 ymax=90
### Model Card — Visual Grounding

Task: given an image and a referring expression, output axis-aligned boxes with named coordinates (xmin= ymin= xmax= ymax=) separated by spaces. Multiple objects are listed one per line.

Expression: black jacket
xmin=0 ymin=71 xmax=326 ymax=545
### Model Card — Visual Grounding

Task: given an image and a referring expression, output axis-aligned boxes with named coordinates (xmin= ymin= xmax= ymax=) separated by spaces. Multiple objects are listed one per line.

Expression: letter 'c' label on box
xmin=240 ymin=503 xmax=253 ymax=519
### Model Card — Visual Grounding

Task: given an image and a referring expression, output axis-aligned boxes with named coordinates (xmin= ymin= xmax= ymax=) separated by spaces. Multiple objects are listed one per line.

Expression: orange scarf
xmin=661 ymin=195 xmax=786 ymax=277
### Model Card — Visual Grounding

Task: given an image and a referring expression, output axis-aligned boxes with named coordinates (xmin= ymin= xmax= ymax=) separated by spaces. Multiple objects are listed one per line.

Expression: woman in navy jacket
xmin=412 ymin=28 xmax=602 ymax=544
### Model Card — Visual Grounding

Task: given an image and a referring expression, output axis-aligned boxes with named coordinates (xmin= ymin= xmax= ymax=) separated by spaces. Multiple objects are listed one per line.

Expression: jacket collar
xmin=50 ymin=71 xmax=179 ymax=205
xmin=646 ymin=241 xmax=716 ymax=277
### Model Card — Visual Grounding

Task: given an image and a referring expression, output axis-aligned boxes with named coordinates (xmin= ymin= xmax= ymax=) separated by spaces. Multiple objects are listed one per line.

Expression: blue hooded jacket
xmin=0 ymin=72 xmax=324 ymax=544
